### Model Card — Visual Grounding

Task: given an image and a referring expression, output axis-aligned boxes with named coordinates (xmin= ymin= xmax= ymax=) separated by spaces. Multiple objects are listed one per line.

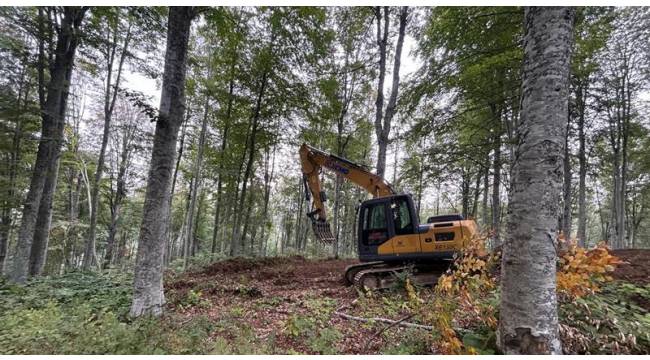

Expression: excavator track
xmin=351 ymin=263 xmax=449 ymax=291
xmin=343 ymin=261 xmax=385 ymax=285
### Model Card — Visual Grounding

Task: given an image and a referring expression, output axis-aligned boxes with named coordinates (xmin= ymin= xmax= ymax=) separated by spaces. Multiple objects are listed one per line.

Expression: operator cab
xmin=357 ymin=194 xmax=420 ymax=261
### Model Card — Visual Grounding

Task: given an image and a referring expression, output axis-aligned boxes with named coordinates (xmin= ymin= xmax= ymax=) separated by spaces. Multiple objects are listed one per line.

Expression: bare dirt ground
xmin=610 ymin=249 xmax=650 ymax=285
xmin=165 ymin=249 xmax=650 ymax=354
xmin=166 ymin=256 xmax=413 ymax=354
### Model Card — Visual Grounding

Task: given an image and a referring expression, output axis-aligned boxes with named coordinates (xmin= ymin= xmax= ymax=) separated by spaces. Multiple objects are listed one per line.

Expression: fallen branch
xmin=363 ymin=313 xmax=417 ymax=351
xmin=334 ymin=309 xmax=433 ymax=331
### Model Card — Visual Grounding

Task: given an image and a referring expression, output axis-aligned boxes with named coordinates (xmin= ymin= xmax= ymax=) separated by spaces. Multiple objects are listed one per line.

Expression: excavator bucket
xmin=311 ymin=219 xmax=335 ymax=244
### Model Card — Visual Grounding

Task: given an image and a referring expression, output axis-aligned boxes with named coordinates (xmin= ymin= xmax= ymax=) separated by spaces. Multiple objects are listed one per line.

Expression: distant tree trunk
xmin=576 ymin=85 xmax=587 ymax=246
xmin=258 ymin=146 xmax=275 ymax=256
xmin=491 ymin=132 xmax=502 ymax=246
xmin=231 ymin=68 xmax=269 ymax=256
xmin=0 ymin=56 xmax=29 ymax=272
xmin=471 ymin=168 xmax=481 ymax=218
xmin=499 ymin=7 xmax=574 ymax=354
xmin=561 ymin=116 xmax=572 ymax=240
xmin=191 ymin=189 xmax=205 ymax=256
xmin=374 ymin=6 xmax=408 ymax=178
xmin=482 ymin=153 xmax=490 ymax=228
xmin=130 ymin=7 xmax=193 ymax=317
xmin=84 ymin=18 xmax=132 ymax=270
xmin=240 ymin=189 xmax=255 ymax=255
xmin=461 ymin=167 xmax=471 ymax=219
xmin=103 ymin=122 xmax=133 ymax=269
xmin=164 ymin=111 xmax=189 ymax=264
xmin=183 ymin=93 xmax=210 ymax=269
xmin=9 ymin=7 xmax=87 ymax=283
xmin=211 ymin=66 xmax=235 ymax=257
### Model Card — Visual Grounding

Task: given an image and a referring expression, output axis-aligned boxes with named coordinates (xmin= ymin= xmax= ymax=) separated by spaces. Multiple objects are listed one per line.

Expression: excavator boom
xmin=299 ymin=143 xmax=394 ymax=243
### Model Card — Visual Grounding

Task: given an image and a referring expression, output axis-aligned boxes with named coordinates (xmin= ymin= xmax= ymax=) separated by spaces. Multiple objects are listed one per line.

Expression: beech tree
xmin=8 ymin=7 xmax=88 ymax=283
xmin=498 ymin=7 xmax=575 ymax=354
xmin=130 ymin=6 xmax=195 ymax=317
xmin=373 ymin=6 xmax=408 ymax=179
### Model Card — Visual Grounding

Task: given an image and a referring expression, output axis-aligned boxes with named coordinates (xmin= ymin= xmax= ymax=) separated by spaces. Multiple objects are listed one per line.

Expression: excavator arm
xmin=299 ymin=143 xmax=395 ymax=243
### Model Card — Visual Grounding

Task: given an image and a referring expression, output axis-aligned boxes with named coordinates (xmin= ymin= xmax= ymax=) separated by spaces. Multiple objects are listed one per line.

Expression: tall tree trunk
xmin=0 ymin=57 xmax=29 ymax=272
xmin=164 ymin=111 xmax=189 ymax=264
xmin=499 ymin=7 xmax=574 ymax=354
xmin=471 ymin=168 xmax=481 ymax=218
xmin=374 ymin=6 xmax=408 ymax=178
xmin=258 ymin=146 xmax=275 ymax=256
xmin=130 ymin=7 xmax=193 ymax=317
xmin=9 ymin=7 xmax=87 ymax=283
xmin=482 ymin=153 xmax=490 ymax=228
xmin=84 ymin=18 xmax=132 ymax=270
xmin=491 ymin=132 xmax=502 ymax=246
xmin=231 ymin=69 xmax=269 ymax=256
xmin=103 ymin=125 xmax=132 ymax=269
xmin=576 ymin=85 xmax=587 ymax=246
xmin=210 ymin=67 xmax=235 ymax=257
xmin=183 ymin=93 xmax=210 ymax=269
xmin=561 ymin=116 xmax=572 ymax=240
xmin=28 ymin=158 xmax=60 ymax=275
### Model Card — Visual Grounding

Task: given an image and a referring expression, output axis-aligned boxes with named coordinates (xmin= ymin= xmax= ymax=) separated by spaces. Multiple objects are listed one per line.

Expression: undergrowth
xmin=0 ymin=271 xmax=214 ymax=354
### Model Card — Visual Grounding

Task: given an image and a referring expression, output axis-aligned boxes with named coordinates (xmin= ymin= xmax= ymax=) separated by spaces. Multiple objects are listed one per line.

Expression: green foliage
xmin=0 ymin=271 xmax=132 ymax=318
xmin=379 ymin=329 xmax=432 ymax=354
xmin=0 ymin=272 xmax=219 ymax=354
xmin=176 ymin=289 xmax=212 ymax=311
xmin=559 ymin=281 xmax=650 ymax=354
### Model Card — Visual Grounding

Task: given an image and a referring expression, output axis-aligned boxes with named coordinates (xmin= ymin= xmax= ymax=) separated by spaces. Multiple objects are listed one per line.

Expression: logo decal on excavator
xmin=325 ymin=160 xmax=349 ymax=175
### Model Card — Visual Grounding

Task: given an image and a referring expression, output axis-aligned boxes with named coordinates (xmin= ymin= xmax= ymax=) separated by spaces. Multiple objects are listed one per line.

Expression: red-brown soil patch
xmin=610 ymin=249 xmax=650 ymax=285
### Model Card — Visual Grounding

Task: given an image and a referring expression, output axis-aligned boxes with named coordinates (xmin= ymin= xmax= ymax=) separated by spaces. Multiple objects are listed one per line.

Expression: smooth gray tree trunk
xmin=130 ymin=7 xmax=193 ymax=317
xmin=576 ymin=84 xmax=587 ymax=246
xmin=8 ymin=7 xmax=87 ymax=283
xmin=561 ymin=116 xmax=572 ymax=240
xmin=499 ymin=6 xmax=574 ymax=355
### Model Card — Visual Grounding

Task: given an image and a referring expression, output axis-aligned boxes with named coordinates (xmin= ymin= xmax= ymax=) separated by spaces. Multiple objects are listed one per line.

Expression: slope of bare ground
xmin=610 ymin=249 xmax=650 ymax=285
xmin=165 ymin=256 xmax=432 ymax=354
xmin=165 ymin=250 xmax=650 ymax=354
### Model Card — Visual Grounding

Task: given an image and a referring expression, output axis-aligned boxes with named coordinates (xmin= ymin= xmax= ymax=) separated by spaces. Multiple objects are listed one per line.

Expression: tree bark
xmin=130 ymin=6 xmax=193 ymax=317
xmin=84 ymin=16 xmax=132 ymax=270
xmin=491 ymin=131 xmax=502 ymax=246
xmin=231 ymin=69 xmax=268 ymax=256
xmin=499 ymin=6 xmax=574 ymax=355
xmin=561 ymin=115 xmax=572 ymax=240
xmin=374 ymin=6 xmax=407 ymax=179
xmin=8 ymin=7 xmax=87 ymax=283
xmin=576 ymin=84 xmax=587 ymax=246
xmin=183 ymin=93 xmax=210 ymax=268
xmin=211 ymin=64 xmax=235 ymax=257
xmin=28 ymin=158 xmax=60 ymax=276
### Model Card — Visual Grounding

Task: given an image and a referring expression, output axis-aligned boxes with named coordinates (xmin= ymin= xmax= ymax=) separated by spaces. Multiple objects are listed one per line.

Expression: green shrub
xmin=559 ymin=281 xmax=650 ymax=354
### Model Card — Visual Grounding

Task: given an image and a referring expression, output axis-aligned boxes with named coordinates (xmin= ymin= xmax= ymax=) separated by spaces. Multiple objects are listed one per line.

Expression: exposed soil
xmin=610 ymin=249 xmax=650 ymax=285
xmin=166 ymin=256 xmax=404 ymax=354
xmin=164 ymin=249 xmax=650 ymax=354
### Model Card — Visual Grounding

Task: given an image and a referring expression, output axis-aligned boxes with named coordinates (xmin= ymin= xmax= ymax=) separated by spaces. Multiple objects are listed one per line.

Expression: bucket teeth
xmin=311 ymin=219 xmax=335 ymax=244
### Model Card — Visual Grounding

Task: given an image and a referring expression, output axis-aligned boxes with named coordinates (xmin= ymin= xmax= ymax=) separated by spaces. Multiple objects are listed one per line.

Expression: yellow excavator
xmin=299 ymin=143 xmax=478 ymax=290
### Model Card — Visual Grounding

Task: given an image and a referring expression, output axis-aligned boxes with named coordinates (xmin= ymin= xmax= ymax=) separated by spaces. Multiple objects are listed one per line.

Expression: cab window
xmin=391 ymin=198 xmax=414 ymax=235
xmin=362 ymin=203 xmax=388 ymax=245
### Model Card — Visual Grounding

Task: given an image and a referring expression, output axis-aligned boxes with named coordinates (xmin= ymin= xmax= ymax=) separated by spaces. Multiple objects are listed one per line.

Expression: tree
xmin=8 ymin=7 xmax=88 ymax=283
xmin=83 ymin=7 xmax=134 ymax=270
xmin=570 ymin=7 xmax=612 ymax=246
xmin=374 ymin=6 xmax=408 ymax=179
xmin=130 ymin=6 xmax=195 ymax=317
xmin=498 ymin=7 xmax=574 ymax=354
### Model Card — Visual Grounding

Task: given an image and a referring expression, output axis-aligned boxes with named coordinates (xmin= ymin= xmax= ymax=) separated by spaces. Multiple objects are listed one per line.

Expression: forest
xmin=0 ymin=5 xmax=649 ymax=355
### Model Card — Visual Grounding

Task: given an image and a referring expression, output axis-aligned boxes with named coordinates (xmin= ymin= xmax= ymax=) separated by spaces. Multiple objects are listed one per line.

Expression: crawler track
xmin=346 ymin=262 xmax=450 ymax=291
